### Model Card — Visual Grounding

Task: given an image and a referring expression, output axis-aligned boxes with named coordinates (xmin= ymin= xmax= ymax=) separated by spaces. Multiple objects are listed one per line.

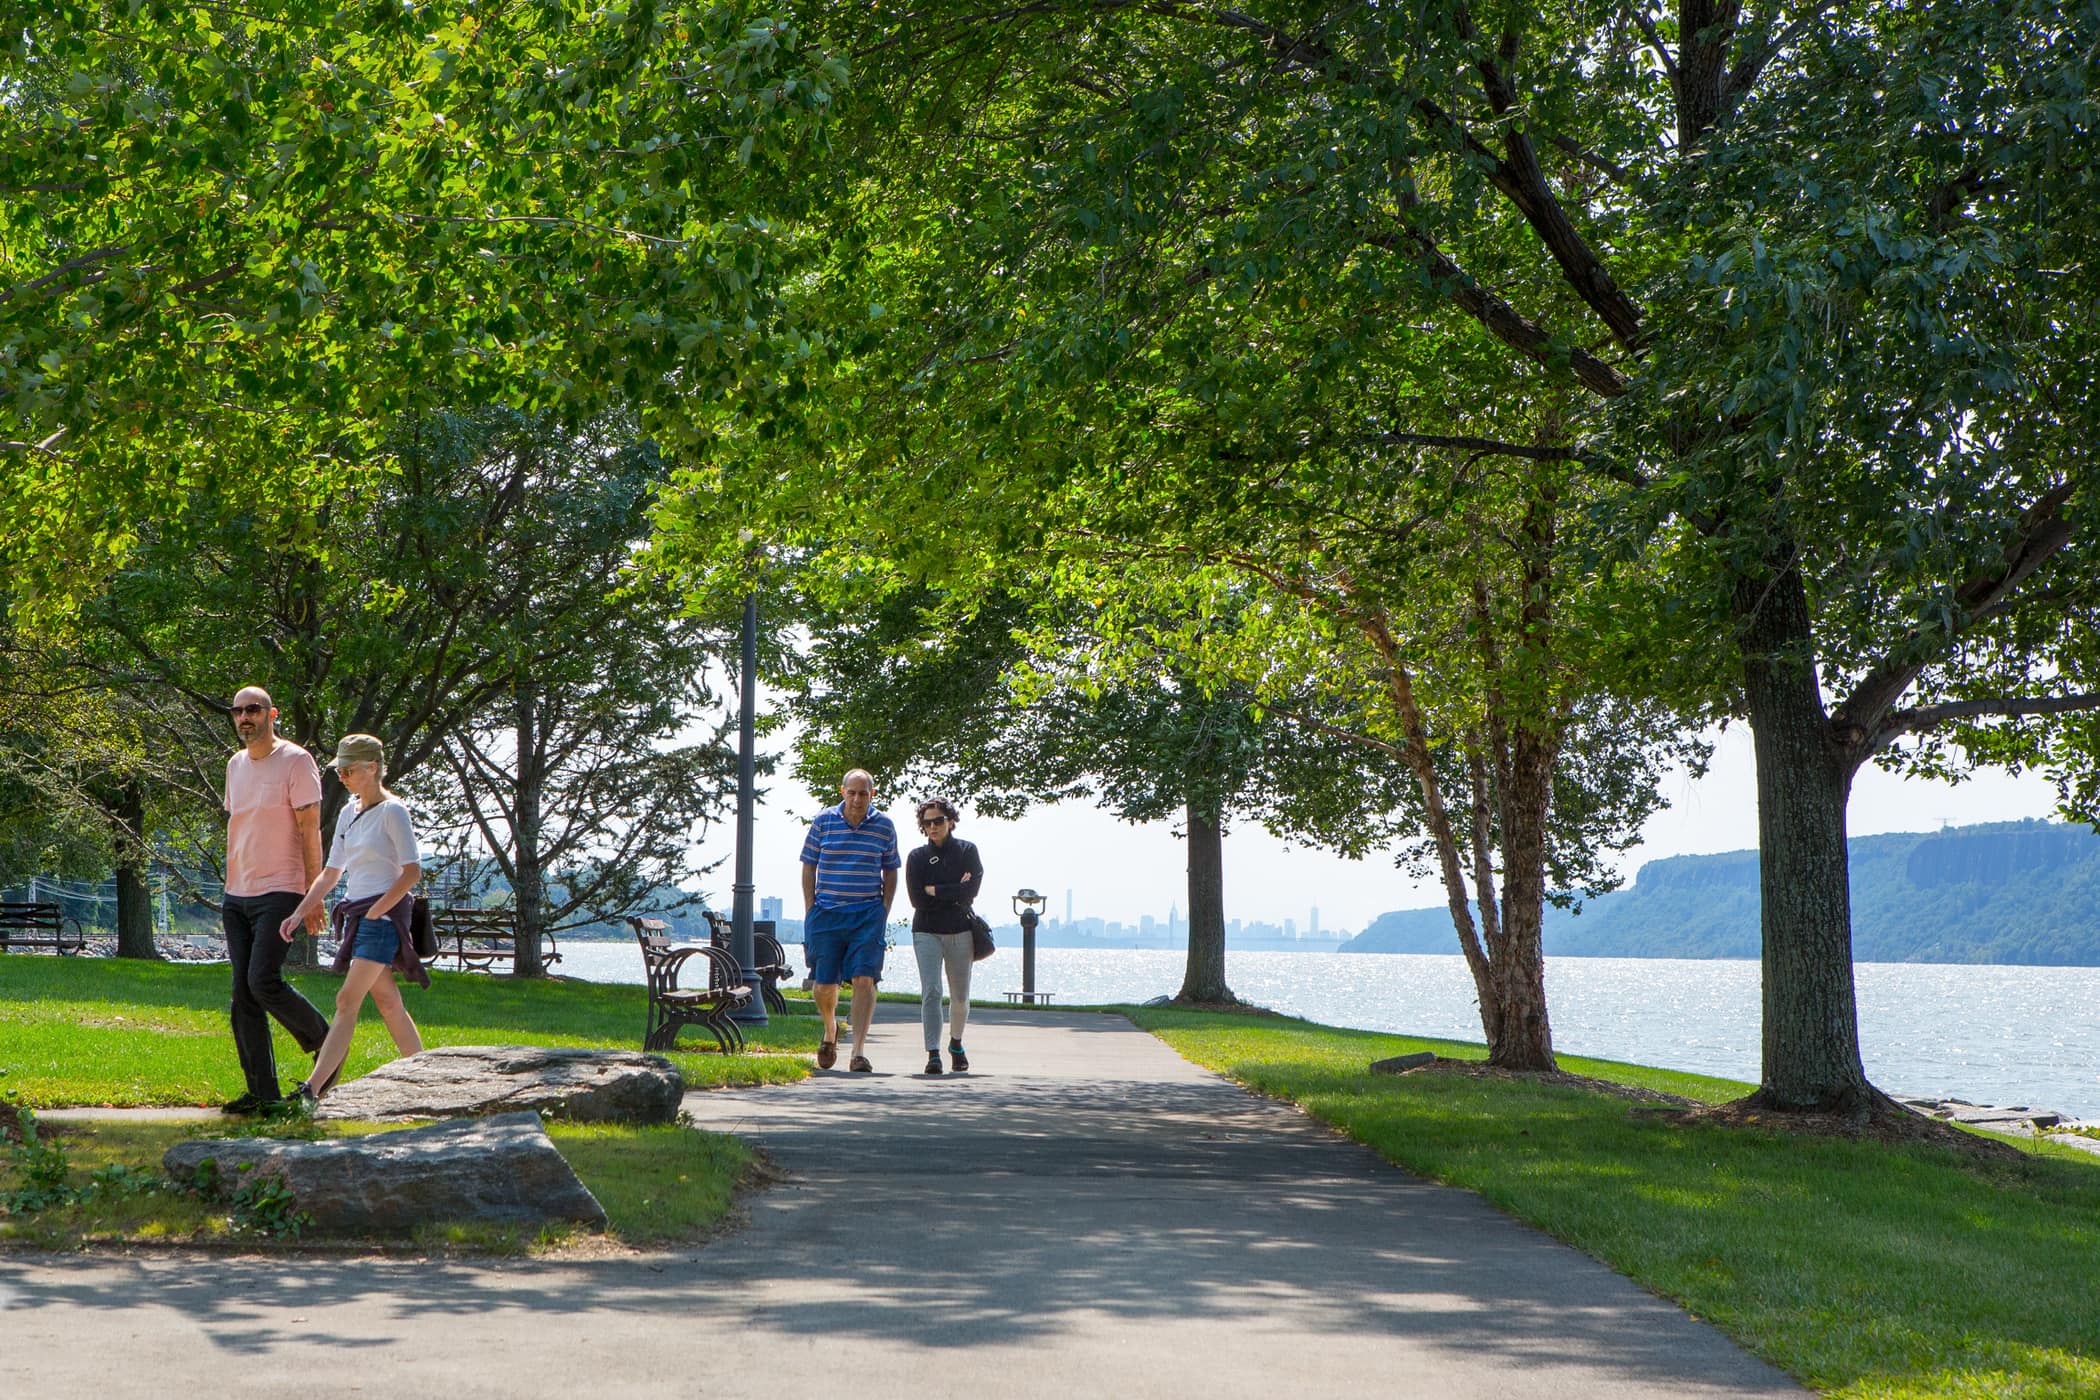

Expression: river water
xmin=554 ymin=942 xmax=2100 ymax=1119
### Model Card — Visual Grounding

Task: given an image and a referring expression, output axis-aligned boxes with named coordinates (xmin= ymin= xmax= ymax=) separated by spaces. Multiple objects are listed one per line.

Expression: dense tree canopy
xmin=1 ymin=4 xmax=841 ymax=613
xmin=655 ymin=0 xmax=2100 ymax=1108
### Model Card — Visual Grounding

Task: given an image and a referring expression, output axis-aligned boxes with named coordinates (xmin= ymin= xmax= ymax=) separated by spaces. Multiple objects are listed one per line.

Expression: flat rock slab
xmin=163 ymin=1111 xmax=607 ymax=1234
xmin=316 ymin=1045 xmax=682 ymax=1123
xmin=1896 ymin=1096 xmax=2065 ymax=1130
xmin=1370 ymin=1051 xmax=1437 ymax=1074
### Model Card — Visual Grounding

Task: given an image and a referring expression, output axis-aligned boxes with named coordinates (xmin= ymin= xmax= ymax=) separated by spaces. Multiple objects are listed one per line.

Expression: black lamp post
xmin=728 ymin=592 xmax=767 ymax=1025
xmin=1012 ymin=888 xmax=1047 ymax=1001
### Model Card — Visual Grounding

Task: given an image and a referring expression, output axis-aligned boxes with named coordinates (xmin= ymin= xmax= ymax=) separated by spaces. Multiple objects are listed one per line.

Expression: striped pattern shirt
xmin=800 ymin=805 xmax=901 ymax=907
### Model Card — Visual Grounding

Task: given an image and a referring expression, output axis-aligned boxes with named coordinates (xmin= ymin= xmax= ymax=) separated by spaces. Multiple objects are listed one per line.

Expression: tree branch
xmin=0 ymin=242 xmax=135 ymax=304
xmin=1870 ymin=693 xmax=2100 ymax=752
xmin=1371 ymin=226 xmax=1630 ymax=398
xmin=1450 ymin=9 xmax=1645 ymax=349
xmin=1721 ymin=0 xmax=1842 ymax=114
xmin=1543 ymin=132 xmax=1636 ymax=188
xmin=0 ymin=428 xmax=70 ymax=458
xmin=1261 ymin=705 xmax=1408 ymax=762
xmin=1372 ymin=431 xmax=1584 ymax=462
xmin=1625 ymin=2 xmax=1680 ymax=81
xmin=1833 ymin=482 xmax=2077 ymax=743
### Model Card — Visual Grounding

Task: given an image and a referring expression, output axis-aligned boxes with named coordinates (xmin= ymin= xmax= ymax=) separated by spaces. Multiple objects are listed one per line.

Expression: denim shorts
xmin=350 ymin=914 xmax=399 ymax=964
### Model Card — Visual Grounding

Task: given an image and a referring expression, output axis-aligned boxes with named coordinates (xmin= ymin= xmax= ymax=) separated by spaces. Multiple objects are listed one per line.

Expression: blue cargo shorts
xmin=804 ymin=902 xmax=886 ymax=986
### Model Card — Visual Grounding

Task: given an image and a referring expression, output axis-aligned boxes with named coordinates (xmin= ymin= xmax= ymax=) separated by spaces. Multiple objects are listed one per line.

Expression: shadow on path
xmin=0 ymin=1006 xmax=1805 ymax=1399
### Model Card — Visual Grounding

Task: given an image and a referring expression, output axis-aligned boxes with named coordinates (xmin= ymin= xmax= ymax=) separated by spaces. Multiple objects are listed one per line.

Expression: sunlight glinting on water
xmin=553 ymin=943 xmax=2100 ymax=1119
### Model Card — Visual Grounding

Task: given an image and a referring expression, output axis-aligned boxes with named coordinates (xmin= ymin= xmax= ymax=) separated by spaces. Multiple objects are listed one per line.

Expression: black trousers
xmin=222 ymin=891 xmax=332 ymax=1099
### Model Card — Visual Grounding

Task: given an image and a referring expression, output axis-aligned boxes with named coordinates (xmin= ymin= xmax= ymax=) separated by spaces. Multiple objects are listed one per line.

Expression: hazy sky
xmin=690 ymin=722 xmax=2069 ymax=935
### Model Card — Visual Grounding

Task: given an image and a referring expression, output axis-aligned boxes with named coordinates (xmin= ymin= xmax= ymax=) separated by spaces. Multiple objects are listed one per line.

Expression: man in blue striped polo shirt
xmin=800 ymin=768 xmax=900 ymax=1072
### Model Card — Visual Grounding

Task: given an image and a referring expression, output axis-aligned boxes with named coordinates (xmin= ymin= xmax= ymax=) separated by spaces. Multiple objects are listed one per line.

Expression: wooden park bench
xmin=630 ymin=916 xmax=751 ymax=1053
xmin=428 ymin=906 xmax=561 ymax=974
xmin=702 ymin=911 xmax=797 ymax=1013
xmin=0 ymin=901 xmax=85 ymax=955
xmin=1002 ymin=991 xmax=1058 ymax=1005
xmin=755 ymin=922 xmax=796 ymax=1014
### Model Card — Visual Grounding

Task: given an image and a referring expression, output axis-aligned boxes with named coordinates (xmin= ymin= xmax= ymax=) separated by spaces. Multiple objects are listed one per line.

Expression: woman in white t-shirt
xmin=278 ymin=733 xmax=426 ymax=1108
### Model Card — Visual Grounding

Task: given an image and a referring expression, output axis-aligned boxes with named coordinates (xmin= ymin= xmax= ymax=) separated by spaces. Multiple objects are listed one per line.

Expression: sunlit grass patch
xmin=0 ymin=952 xmax=812 ymax=1107
xmin=548 ymin=1119 xmax=753 ymax=1244
xmin=2 ymin=1111 xmax=749 ymax=1253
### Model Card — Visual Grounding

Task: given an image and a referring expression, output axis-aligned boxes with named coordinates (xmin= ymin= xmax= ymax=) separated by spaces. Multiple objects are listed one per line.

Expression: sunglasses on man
xmin=231 ymin=703 xmax=269 ymax=718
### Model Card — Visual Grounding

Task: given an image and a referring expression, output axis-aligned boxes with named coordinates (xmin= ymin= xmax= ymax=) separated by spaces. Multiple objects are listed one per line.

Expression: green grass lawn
xmin=0 ymin=953 xmax=816 ymax=1107
xmin=1127 ymin=1007 xmax=2100 ymax=1400
xmin=0 ymin=1112 xmax=752 ymax=1253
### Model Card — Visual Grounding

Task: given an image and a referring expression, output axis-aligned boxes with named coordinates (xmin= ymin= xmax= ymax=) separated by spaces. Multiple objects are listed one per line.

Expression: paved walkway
xmin=2 ymin=1007 xmax=1805 ymax=1399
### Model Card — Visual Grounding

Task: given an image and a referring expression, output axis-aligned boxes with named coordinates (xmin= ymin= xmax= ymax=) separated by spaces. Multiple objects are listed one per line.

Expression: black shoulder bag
xmin=408 ymin=893 xmax=437 ymax=959
xmin=966 ymin=910 xmax=996 ymax=962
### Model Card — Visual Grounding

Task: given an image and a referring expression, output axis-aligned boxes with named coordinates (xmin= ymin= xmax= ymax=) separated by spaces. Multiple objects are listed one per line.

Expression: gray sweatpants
xmin=912 ymin=930 xmax=974 ymax=1052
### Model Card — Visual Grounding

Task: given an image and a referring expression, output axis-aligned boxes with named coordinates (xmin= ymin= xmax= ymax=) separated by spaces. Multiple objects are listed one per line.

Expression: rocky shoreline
xmin=1895 ymin=1095 xmax=2100 ymax=1157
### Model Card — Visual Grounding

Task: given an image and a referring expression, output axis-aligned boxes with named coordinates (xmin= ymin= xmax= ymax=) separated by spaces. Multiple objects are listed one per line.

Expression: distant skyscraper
xmin=1285 ymin=917 xmax=1297 ymax=939
xmin=759 ymin=896 xmax=783 ymax=923
xmin=1066 ymin=889 xmax=1074 ymax=925
xmin=1310 ymin=906 xmax=1320 ymax=937
xmin=1168 ymin=901 xmax=1180 ymax=933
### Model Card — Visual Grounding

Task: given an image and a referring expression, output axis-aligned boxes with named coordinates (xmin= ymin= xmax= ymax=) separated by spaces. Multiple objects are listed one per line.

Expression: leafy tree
xmin=0 ymin=4 xmax=841 ymax=616
xmin=0 ymin=631 xmax=222 ymax=956
xmin=19 ymin=408 xmax=743 ymax=968
xmin=410 ymin=414 xmax=742 ymax=975
xmin=788 ymin=588 xmax=1395 ymax=1003
xmin=659 ymin=280 xmax=1697 ymax=1068
xmin=664 ymin=0 xmax=2097 ymax=1108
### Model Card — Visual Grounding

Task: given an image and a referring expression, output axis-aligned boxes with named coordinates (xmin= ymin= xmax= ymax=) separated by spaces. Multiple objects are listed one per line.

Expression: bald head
xmin=230 ymin=685 xmax=277 ymax=751
xmin=839 ymin=769 xmax=874 ymax=825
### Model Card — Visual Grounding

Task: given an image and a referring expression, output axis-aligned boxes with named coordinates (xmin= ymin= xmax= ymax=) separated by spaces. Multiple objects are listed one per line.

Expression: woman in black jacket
xmin=905 ymin=795 xmax=983 ymax=1075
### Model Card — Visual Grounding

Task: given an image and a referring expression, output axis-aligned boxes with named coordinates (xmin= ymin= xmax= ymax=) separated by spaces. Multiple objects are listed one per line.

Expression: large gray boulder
xmin=316 ymin=1045 xmax=682 ymax=1123
xmin=164 ymin=1112 xmax=607 ymax=1233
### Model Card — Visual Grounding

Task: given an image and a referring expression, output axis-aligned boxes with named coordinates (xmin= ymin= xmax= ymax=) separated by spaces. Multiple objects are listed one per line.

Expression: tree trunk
xmin=112 ymin=781 xmax=161 ymax=960
xmin=1176 ymin=799 xmax=1234 ymax=1003
xmin=1482 ymin=493 xmax=1558 ymax=1071
xmin=1364 ymin=621 xmax=1500 ymax=1034
xmin=1464 ymin=748 xmax=1505 ymax=1049
xmin=1738 ymin=564 xmax=1875 ymax=1110
xmin=512 ymin=677 xmax=548 ymax=977
xmin=279 ymin=547 xmax=329 ymax=969
xmin=1489 ymin=727 xmax=1556 ymax=1069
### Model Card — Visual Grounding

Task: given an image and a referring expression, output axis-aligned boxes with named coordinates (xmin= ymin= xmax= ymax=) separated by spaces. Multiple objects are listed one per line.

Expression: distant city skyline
xmin=1041 ymin=910 xmax=1348 ymax=943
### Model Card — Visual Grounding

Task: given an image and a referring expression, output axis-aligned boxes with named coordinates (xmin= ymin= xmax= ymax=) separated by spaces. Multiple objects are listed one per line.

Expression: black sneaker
xmin=220 ymin=1091 xmax=277 ymax=1117
xmin=925 ymin=1053 xmax=944 ymax=1076
xmin=272 ymin=1084 xmax=319 ymax=1118
xmin=949 ymin=1041 xmax=968 ymax=1073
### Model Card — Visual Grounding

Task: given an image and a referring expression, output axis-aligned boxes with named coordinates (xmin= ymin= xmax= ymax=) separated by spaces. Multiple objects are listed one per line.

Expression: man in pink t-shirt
xmin=220 ymin=685 xmax=333 ymax=1114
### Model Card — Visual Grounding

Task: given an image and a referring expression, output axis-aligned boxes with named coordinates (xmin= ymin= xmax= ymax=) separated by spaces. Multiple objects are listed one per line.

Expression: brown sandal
xmin=817 ymin=1040 xmax=838 ymax=1070
xmin=850 ymin=1055 xmax=873 ymax=1073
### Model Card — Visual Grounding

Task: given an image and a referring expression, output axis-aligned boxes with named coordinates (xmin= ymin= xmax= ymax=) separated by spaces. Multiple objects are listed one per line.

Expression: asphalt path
xmin=2 ymin=1005 xmax=1806 ymax=1399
